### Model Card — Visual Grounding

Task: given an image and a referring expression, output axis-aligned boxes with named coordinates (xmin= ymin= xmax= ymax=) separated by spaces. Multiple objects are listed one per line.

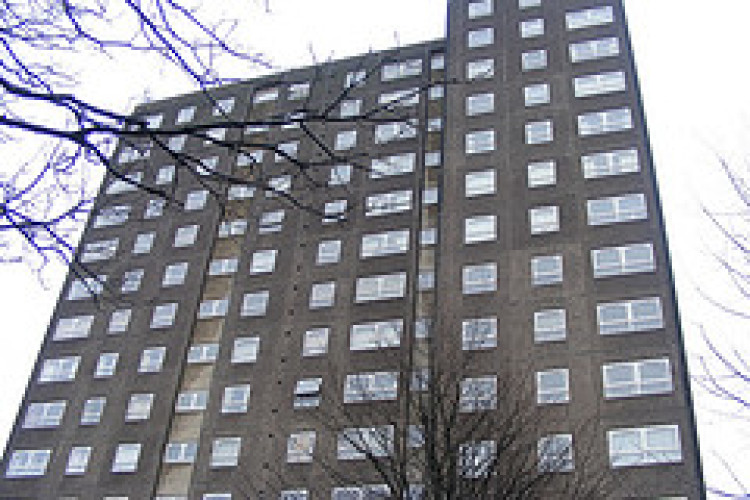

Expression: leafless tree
xmin=0 ymin=0 xmax=444 ymax=284
xmin=226 ymin=356 xmax=616 ymax=500
xmin=693 ymin=156 xmax=750 ymax=499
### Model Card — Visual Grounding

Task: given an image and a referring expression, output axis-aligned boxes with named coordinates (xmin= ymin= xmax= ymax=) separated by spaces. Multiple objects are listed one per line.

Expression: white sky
xmin=1 ymin=1 xmax=749 ymax=496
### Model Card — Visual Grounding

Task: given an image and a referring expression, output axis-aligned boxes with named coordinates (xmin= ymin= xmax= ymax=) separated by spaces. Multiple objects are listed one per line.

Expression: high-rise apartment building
xmin=0 ymin=0 xmax=705 ymax=498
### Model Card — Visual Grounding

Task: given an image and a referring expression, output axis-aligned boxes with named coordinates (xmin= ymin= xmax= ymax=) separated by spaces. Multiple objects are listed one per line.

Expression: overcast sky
xmin=1 ymin=1 xmax=749 ymax=496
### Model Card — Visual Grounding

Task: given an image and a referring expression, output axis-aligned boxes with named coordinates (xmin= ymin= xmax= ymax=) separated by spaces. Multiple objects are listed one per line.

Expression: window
xmin=462 ymin=262 xmax=497 ymax=294
xmin=536 ymin=368 xmax=570 ymax=404
xmin=462 ymin=317 xmax=497 ymax=350
xmin=468 ymin=0 xmax=492 ymax=19
xmin=519 ymin=0 xmax=541 ymax=8
xmin=329 ymin=164 xmax=352 ymax=186
xmin=213 ymin=97 xmax=235 ymax=115
xmin=431 ymin=53 xmax=445 ymax=70
xmin=144 ymin=199 xmax=165 ymax=219
xmin=355 ymin=272 xmax=407 ymax=303
xmin=107 ymin=309 xmax=131 ymax=334
xmin=94 ymin=352 xmax=119 ymax=378
xmin=218 ymin=219 xmax=248 ymax=239
xmin=379 ymin=88 xmax=420 ymax=107
xmin=228 ymin=185 xmax=255 ymax=200
xmin=173 ymin=225 xmax=199 ymax=247
xmin=67 ymin=275 xmax=106 ymax=300
xmin=531 ymin=255 xmax=563 ymax=286
xmin=294 ymin=378 xmax=322 ymax=408
xmin=467 ymin=27 xmax=494 ymax=48
xmin=81 ymin=238 xmax=118 ymax=263
xmin=151 ymin=302 xmax=178 ymax=328
xmin=465 ymin=170 xmax=496 ymax=197
xmin=167 ymin=134 xmax=187 ymax=152
xmin=237 ymin=150 xmax=263 ymax=167
xmin=254 ymin=88 xmax=278 ymax=104
xmin=466 ymin=58 xmax=494 ymax=80
xmin=578 ymin=108 xmax=633 ymax=136
xmin=164 ymin=442 xmax=198 ymax=464
xmin=603 ymin=358 xmax=672 ymax=399
xmin=259 ymin=210 xmax=284 ymax=234
xmin=78 ymin=397 xmax=106 ymax=426
xmin=574 ymin=70 xmax=626 ymax=98
xmin=187 ymin=343 xmax=219 ymax=363
xmin=268 ymin=175 xmax=292 ymax=197
xmin=582 ymin=148 xmax=639 ymax=179
xmin=197 ymin=156 xmax=219 ymax=176
xmin=345 ymin=69 xmax=366 ymax=88
xmin=524 ymin=160 xmax=556 ymax=188
xmin=303 ymin=328 xmax=329 ymax=357
xmin=184 ymin=190 xmax=208 ymax=211
xmin=162 ymin=262 xmax=188 ymax=287
xmin=121 ymin=269 xmax=144 ymax=293
xmin=310 ymin=282 xmax=336 ymax=309
xmin=38 ymin=356 xmax=80 ymax=383
xmin=334 ymin=130 xmax=357 ymax=151
xmin=598 ymin=297 xmax=664 ymax=335
xmin=566 ymin=5 xmax=614 ymax=30
xmin=250 ymin=249 xmax=278 ymax=275
xmin=288 ymin=82 xmax=310 ymax=100
xmin=587 ymin=193 xmax=647 ymax=226
xmin=176 ymin=391 xmax=208 ymax=412
xmin=65 ymin=446 xmax=92 ymax=475
xmin=460 ymin=376 xmax=497 ymax=411
xmin=608 ymin=425 xmax=682 ymax=467
xmin=460 ymin=441 xmax=495 ymax=478
xmin=592 ymin=242 xmax=655 ymax=278
xmin=23 ymin=401 xmax=66 ymax=428
xmin=332 ymin=485 xmax=390 ymax=500
xmin=222 ymin=384 xmax=251 ymax=413
xmin=204 ymin=127 xmax=226 ymax=145
xmin=323 ymin=199 xmax=347 ymax=223
xmin=53 ymin=315 xmax=94 ymax=341
xmin=125 ymin=393 xmax=154 ymax=421
xmin=139 ymin=346 xmax=166 ymax=373
xmin=241 ymin=291 xmax=269 ymax=317
xmin=106 ymin=172 xmax=142 ymax=194
xmin=524 ymin=83 xmax=550 ymax=106
xmin=525 ymin=119 xmax=553 ymax=145
xmin=209 ymin=257 xmax=238 ymax=276
xmin=275 ymin=141 xmax=299 ymax=162
xmin=344 ymin=372 xmax=398 ymax=402
xmin=338 ymin=426 xmax=394 ymax=461
xmin=570 ymin=37 xmax=620 ymax=63
xmin=94 ymin=205 xmax=130 ymax=228
xmin=361 ymin=229 xmax=409 ymax=258
xmin=365 ymin=190 xmax=412 ymax=217
xmin=371 ymin=152 xmax=415 ymax=179
xmin=132 ymin=232 xmax=155 ymax=254
xmin=210 ymin=437 xmax=241 ymax=467
xmin=421 ymin=227 xmax=437 ymax=246
xmin=231 ymin=337 xmax=259 ymax=364
xmin=520 ymin=18 xmax=544 ymax=38
xmin=156 ymin=165 xmax=175 ymax=185
xmin=429 ymin=85 xmax=444 ymax=100
xmin=529 ymin=205 xmax=559 ymax=234
xmin=534 ymin=308 xmax=566 ymax=343
xmin=281 ymin=490 xmax=308 ymax=500
xmin=538 ymin=434 xmax=574 ymax=472
xmin=112 ymin=443 xmax=141 ymax=473
xmin=340 ymin=99 xmax=361 ymax=118
xmin=5 ymin=449 xmax=51 ymax=477
xmin=350 ymin=319 xmax=402 ymax=351
xmin=466 ymin=93 xmax=494 ymax=116
xmin=522 ymin=49 xmax=547 ymax=71
xmin=465 ymin=130 xmax=495 ymax=154
xmin=381 ymin=59 xmax=422 ymax=81
xmin=374 ymin=120 xmax=418 ymax=144
xmin=317 ymin=240 xmax=342 ymax=265
xmin=287 ymin=431 xmax=316 ymax=463
xmin=464 ymin=215 xmax=496 ymax=244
